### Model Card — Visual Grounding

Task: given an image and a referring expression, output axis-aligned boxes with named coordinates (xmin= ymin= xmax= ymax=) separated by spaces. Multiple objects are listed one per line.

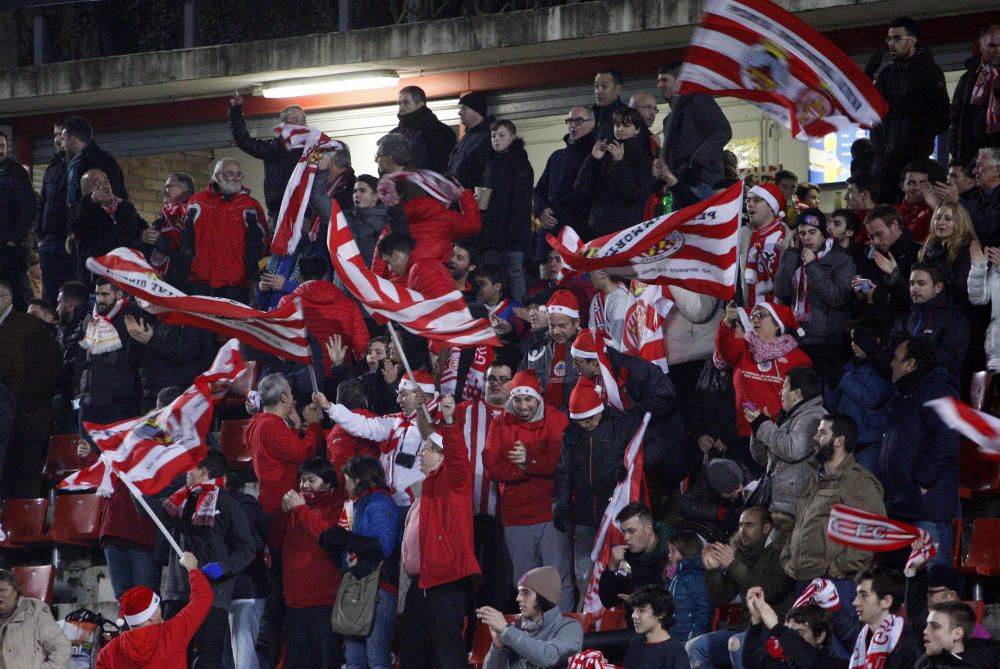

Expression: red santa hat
xmin=119 ymin=586 xmax=160 ymax=627
xmin=570 ymin=329 xmax=625 ymax=411
xmin=509 ymin=369 xmax=543 ymax=403
xmin=748 ymin=183 xmax=786 ymax=219
xmin=569 ymin=376 xmax=604 ymax=420
xmin=756 ymin=301 xmax=801 ymax=336
xmin=398 ymin=370 xmax=437 ymax=395
xmin=544 ymin=289 xmax=580 ymax=320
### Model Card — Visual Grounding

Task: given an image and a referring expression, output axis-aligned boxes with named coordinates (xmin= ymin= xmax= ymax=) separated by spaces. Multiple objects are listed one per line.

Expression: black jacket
xmin=448 ymin=114 xmax=496 ymax=188
xmin=0 ymin=157 xmax=36 ymax=247
xmin=480 ymin=138 xmax=534 ymax=251
xmin=35 ymin=153 xmax=68 ymax=242
xmin=592 ymin=97 xmax=626 ymax=141
xmin=916 ymin=639 xmax=1000 ymax=669
xmin=65 ymin=140 xmax=127 ymax=205
xmin=575 ymin=134 xmax=655 ymax=237
xmin=743 ymin=622 xmax=846 ymax=669
xmin=950 ymin=56 xmax=1000 ymax=167
xmin=229 ymin=104 xmax=303 ymax=219
xmin=533 ymin=132 xmax=597 ymax=240
xmin=855 ymin=227 xmax=921 ymax=338
xmin=599 ymin=521 xmax=673 ymax=610
xmin=77 ymin=302 xmax=143 ymax=408
xmin=891 ymin=292 xmax=970 ymax=384
xmin=229 ymin=489 xmax=270 ymax=601
xmin=774 ymin=245 xmax=856 ymax=346
xmin=137 ymin=317 xmax=218 ymax=406
xmin=661 ymin=94 xmax=733 ymax=189
xmin=69 ymin=197 xmax=145 ymax=287
xmin=919 ymin=242 xmax=973 ymax=309
xmin=675 ymin=460 xmax=753 ymax=533
xmin=390 ymin=105 xmax=456 ymax=174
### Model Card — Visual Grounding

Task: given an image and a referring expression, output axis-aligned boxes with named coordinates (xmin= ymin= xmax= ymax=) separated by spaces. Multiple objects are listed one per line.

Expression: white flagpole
xmin=115 ymin=471 xmax=185 ymax=559
xmin=386 ymin=321 xmax=434 ymax=423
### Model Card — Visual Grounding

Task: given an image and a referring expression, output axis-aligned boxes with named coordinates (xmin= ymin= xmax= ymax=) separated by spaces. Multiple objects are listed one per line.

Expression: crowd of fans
xmin=1 ymin=14 xmax=1000 ymax=669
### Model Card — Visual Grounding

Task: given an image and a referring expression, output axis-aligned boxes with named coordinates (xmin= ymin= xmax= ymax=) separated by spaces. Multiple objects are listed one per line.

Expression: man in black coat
xmin=390 ymin=85 xmax=456 ymax=174
xmin=229 ymin=94 xmax=304 ymax=223
xmin=592 ymin=68 xmax=626 ymax=141
xmin=598 ymin=503 xmax=673 ymax=611
xmin=0 ymin=131 xmax=36 ymax=311
xmin=61 ymin=115 xmax=128 ymax=206
xmin=448 ymin=92 xmax=495 ymax=189
xmin=533 ymin=106 xmax=598 ymax=246
xmin=35 ymin=121 xmax=72 ymax=303
xmin=949 ymin=25 xmax=1000 ymax=168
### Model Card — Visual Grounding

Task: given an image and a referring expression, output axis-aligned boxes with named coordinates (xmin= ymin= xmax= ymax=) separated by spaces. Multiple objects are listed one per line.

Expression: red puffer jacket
xmin=278 ymin=280 xmax=370 ymax=376
xmin=483 ymin=404 xmax=568 ymax=527
xmin=184 ymin=185 xmax=267 ymax=288
xmin=283 ymin=491 xmax=345 ymax=608
xmin=403 ymin=190 xmax=480 ymax=266
xmin=327 ymin=408 xmax=381 ymax=488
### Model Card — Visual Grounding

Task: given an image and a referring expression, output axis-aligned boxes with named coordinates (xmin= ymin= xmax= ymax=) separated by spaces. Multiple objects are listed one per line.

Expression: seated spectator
xmin=846 ymin=173 xmax=879 ymax=226
xmin=67 ymin=168 xmax=144 ymax=287
xmin=137 ymin=172 xmax=195 ymax=288
xmin=906 ymin=558 xmax=994 ymax=643
xmin=599 ymin=503 xmax=673 ymax=615
xmin=852 ymin=205 xmax=921 ymax=337
xmin=623 ymin=585 xmax=690 ymax=669
xmin=917 ymin=200 xmax=977 ymax=308
xmin=742 ymin=594 xmax=841 ymax=669
xmin=666 ymin=531 xmax=713 ymax=642
xmin=851 ymin=567 xmax=921 ymax=669
xmin=479 ymin=566 xmax=584 ymax=669
xmin=476 ymin=263 xmax=527 ymax=346
xmin=0 ymin=568 xmax=70 ymax=667
xmin=740 ymin=184 xmax=787 ymax=308
xmin=917 ymin=602 xmax=1000 ymax=668
xmin=674 ymin=458 xmax=753 ymax=536
xmin=899 ymin=160 xmax=947 ymax=242
xmin=967 ymin=148 xmax=1000 ymax=246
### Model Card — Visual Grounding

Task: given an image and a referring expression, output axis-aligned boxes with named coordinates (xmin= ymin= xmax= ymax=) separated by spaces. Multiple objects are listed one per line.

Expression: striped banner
xmin=924 ymin=396 xmax=1000 ymax=458
xmin=827 ymin=504 xmax=935 ymax=576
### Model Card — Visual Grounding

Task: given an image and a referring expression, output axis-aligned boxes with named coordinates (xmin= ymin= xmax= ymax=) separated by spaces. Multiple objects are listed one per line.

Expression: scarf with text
xmin=163 ymin=477 xmax=225 ymax=527
xmin=826 ymin=504 xmax=936 ymax=577
xmin=80 ymin=298 xmax=127 ymax=355
xmin=849 ymin=614 xmax=905 ymax=669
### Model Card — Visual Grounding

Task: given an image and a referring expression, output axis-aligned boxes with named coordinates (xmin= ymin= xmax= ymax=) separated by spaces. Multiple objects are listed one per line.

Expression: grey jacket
xmin=774 ymin=245 xmax=855 ymax=346
xmin=522 ymin=330 xmax=580 ymax=412
xmin=484 ymin=607 xmax=583 ymax=669
xmin=751 ymin=395 xmax=824 ymax=516
xmin=661 ymin=94 xmax=733 ymax=189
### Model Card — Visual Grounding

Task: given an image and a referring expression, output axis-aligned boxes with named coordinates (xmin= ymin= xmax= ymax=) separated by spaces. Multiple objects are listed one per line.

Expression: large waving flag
xmin=86 ymin=248 xmax=310 ymax=362
xmin=60 ymin=340 xmax=246 ymax=495
xmin=924 ymin=397 xmax=1000 ymax=459
xmin=326 ymin=200 xmax=500 ymax=348
xmin=621 ymin=282 xmax=673 ymax=373
xmin=827 ymin=504 xmax=935 ymax=577
xmin=583 ymin=413 xmax=651 ymax=614
xmin=548 ymin=182 xmax=742 ymax=300
xmin=676 ymin=0 xmax=886 ymax=140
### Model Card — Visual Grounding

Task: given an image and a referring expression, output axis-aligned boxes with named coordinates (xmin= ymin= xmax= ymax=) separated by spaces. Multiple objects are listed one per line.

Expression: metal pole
xmin=116 ymin=472 xmax=185 ymax=559
xmin=386 ymin=321 xmax=433 ymax=422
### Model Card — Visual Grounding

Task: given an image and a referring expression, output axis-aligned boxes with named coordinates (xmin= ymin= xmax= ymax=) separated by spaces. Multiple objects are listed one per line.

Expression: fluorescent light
xmin=261 ymin=71 xmax=399 ymax=98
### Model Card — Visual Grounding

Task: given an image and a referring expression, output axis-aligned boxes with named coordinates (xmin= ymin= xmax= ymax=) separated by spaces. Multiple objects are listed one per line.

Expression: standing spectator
xmin=622 ymin=585 xmax=690 ymax=669
xmin=35 ymin=120 xmax=71 ymax=303
xmin=126 ymin=313 xmax=216 ymax=412
xmin=54 ymin=279 xmax=89 ymax=428
xmin=228 ymin=96 xmax=305 ymax=224
xmin=850 ymin=568 xmax=921 ymax=668
xmin=917 ymin=201 xmax=977 ymax=308
xmin=775 ymin=171 xmax=800 ymax=222
xmin=828 ymin=209 xmax=866 ymax=268
xmin=181 ymin=158 xmax=267 ymax=304
xmin=869 ymin=17 xmax=950 ymax=203
xmin=796 ymin=183 xmax=821 ymax=210
xmin=949 ymin=24 xmax=1000 ymax=167
xmin=846 ymin=173 xmax=879 ymax=222
xmin=390 ymin=85 xmax=456 ymax=174
xmin=899 ymin=160 xmax=946 ymax=243
xmin=324 ymin=378 xmax=380 ymax=487
xmin=137 ymin=173 xmax=195 ymax=289
xmin=527 ymin=250 xmax=597 ymax=324
xmin=448 ymin=240 xmax=478 ymax=301
xmin=311 ymin=171 xmax=387 ymax=270
xmin=969 ymin=148 xmax=1000 ymax=246
xmin=741 ymin=183 xmax=787 ymax=309
xmin=629 ymin=91 xmax=660 ymax=132
xmin=67 ymin=169 xmax=144 ymax=287
xmin=475 ymin=264 xmax=527 ymax=347
xmin=449 ymin=92 xmax=496 ymax=189
xmin=575 ymin=106 xmax=655 ymax=238
xmin=969 ymin=239 xmax=1000 ymax=371
xmin=226 ymin=473 xmax=269 ymax=669
xmin=0 ymin=569 xmax=70 ymax=668
xmin=598 ymin=503 xmax=673 ymax=613
xmin=478 ymin=120 xmax=533 ymax=301
xmin=853 ymin=205 xmax=922 ymax=337
xmin=742 ymin=597 xmax=841 ymax=669
xmin=655 ymin=62 xmax=733 ymax=199
xmin=0 ymin=131 xmax=36 ymax=311
xmin=880 ymin=338 xmax=959 ymax=566
xmin=666 ymin=531 xmax=713 ymax=642
xmin=521 ymin=290 xmax=581 ymax=411
xmin=774 ymin=208 xmax=855 ymax=380
xmin=61 ymin=115 xmax=128 ymax=205
xmin=533 ymin=106 xmax=597 ymax=245
xmin=918 ymin=602 xmax=1000 ymax=668
xmin=588 ymin=270 xmax=630 ymax=345
xmin=484 ymin=369 xmax=573 ymax=612
xmin=592 ymin=68 xmax=626 ymax=140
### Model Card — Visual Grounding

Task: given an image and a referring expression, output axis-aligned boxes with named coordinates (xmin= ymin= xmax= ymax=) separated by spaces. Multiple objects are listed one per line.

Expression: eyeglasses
xmin=749 ymin=311 xmax=770 ymax=321
xmin=565 ymin=117 xmax=593 ymax=126
xmin=885 ymin=35 xmax=914 ymax=44
xmin=486 ymin=375 xmax=511 ymax=384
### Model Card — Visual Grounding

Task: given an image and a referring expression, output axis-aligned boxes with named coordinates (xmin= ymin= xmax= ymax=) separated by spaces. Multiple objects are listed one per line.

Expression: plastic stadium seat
xmin=958 ymin=518 xmax=1000 ymax=577
xmin=711 ymin=603 xmax=743 ymax=631
xmin=597 ymin=607 xmax=627 ymax=631
xmin=958 ymin=440 xmax=1000 ymax=499
xmin=42 ymin=434 xmax=96 ymax=481
xmin=12 ymin=565 xmax=55 ymax=607
xmin=0 ymin=498 xmax=50 ymax=548
xmin=220 ymin=418 xmax=253 ymax=471
xmin=564 ymin=611 xmax=595 ymax=632
xmin=468 ymin=620 xmax=491 ymax=669
xmin=50 ymin=493 xmax=104 ymax=546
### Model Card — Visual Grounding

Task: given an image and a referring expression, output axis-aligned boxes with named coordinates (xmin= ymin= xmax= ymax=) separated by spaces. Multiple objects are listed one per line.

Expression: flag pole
xmin=386 ymin=321 xmax=433 ymax=423
xmin=115 ymin=471 xmax=185 ymax=559
xmin=307 ymin=363 xmax=319 ymax=395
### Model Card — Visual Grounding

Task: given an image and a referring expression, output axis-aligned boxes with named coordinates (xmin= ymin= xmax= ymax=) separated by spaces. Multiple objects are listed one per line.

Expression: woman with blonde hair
xmin=917 ymin=200 xmax=977 ymax=307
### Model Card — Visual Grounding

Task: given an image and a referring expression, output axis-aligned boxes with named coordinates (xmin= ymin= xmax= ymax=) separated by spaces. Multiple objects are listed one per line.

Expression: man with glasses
xmin=137 ymin=173 xmax=195 ymax=288
xmin=870 ymin=17 xmax=950 ymax=204
xmin=968 ymin=148 xmax=1000 ymax=246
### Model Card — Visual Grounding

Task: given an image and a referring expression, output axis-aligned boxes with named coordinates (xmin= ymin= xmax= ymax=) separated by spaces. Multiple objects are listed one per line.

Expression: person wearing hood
xmin=95 ymin=551 xmax=208 ymax=669
xmin=533 ymin=106 xmax=598 ymax=246
xmin=449 ymin=92 xmax=496 ymax=189
xmin=917 ymin=601 xmax=1000 ymax=669
xmin=574 ymin=106 xmax=655 ymax=238
xmin=949 ymin=24 xmax=1000 ymax=169
xmin=483 ymin=369 xmax=573 ymax=612
xmin=868 ymin=16 xmax=950 ymax=203
xmin=675 ymin=459 xmax=754 ymax=536
xmin=389 ymin=86 xmax=456 ymax=174
xmin=180 ymin=158 xmax=267 ymax=305
xmin=478 ymin=119 xmax=534 ymax=302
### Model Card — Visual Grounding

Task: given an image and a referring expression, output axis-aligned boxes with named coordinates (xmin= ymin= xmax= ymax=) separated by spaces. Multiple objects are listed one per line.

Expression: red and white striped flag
xmin=381 ymin=169 xmax=464 ymax=205
xmin=86 ymin=248 xmax=310 ymax=363
xmin=924 ymin=397 xmax=1000 ymax=458
xmin=677 ymin=0 xmax=886 ymax=140
xmin=621 ymin=282 xmax=672 ymax=373
xmin=59 ymin=340 xmax=246 ymax=496
xmin=326 ymin=201 xmax=500 ymax=348
xmin=271 ymin=124 xmax=345 ymax=256
xmin=826 ymin=504 xmax=935 ymax=577
xmin=548 ymin=182 xmax=742 ymax=300
xmin=583 ymin=413 xmax=650 ymax=614
xmin=554 ymin=226 xmax=584 ymax=283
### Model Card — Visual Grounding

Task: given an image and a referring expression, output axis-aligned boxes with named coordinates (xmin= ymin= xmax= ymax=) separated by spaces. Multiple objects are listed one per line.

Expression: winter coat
xmin=825 ymin=359 xmax=893 ymax=446
xmin=229 ymin=104 xmax=303 ymax=219
xmin=783 ymin=453 xmax=886 ymax=581
xmin=966 ymin=185 xmax=1000 ymax=248
xmin=277 ymin=280 xmax=369 ymax=374
xmin=968 ymin=259 xmax=1000 ymax=370
xmin=449 ymin=114 xmax=496 ymax=189
xmin=743 ymin=622 xmax=845 ymax=669
xmin=774 ymin=245 xmax=855 ymax=346
xmin=182 ymin=184 xmax=267 ymax=289
xmin=533 ymin=132 xmax=598 ymax=239
xmin=69 ymin=197 xmax=144 ymax=285
xmin=229 ymin=489 xmax=269 ymax=601
xmin=879 ymin=366 xmax=960 ymax=524
xmin=916 ymin=638 xmax=1000 ymax=669
xmin=390 ymin=105 xmax=457 ymax=174
xmin=920 ymin=242 xmax=973 ymax=309
xmin=521 ymin=330 xmax=580 ymax=412
xmin=96 ymin=570 xmax=211 ymax=669
xmin=750 ymin=395 xmax=826 ymax=517
xmin=0 ymin=596 xmax=70 ymax=669
xmin=100 ymin=484 xmax=156 ymax=552
xmin=854 ymin=226 xmax=922 ymax=337
xmin=319 ymin=488 xmax=402 ymax=594
xmin=34 ymin=153 xmax=67 ymax=242
xmin=661 ymin=93 xmax=733 ymax=190
xmin=484 ymin=606 xmax=583 ymax=669
xmin=484 ymin=403 xmax=568 ymax=527
xmin=0 ymin=156 xmax=36 ymax=248
xmin=283 ymin=491 xmax=345 ymax=608
xmin=664 ymin=286 xmax=722 ymax=366
xmin=399 ymin=190 xmax=480 ymax=298
xmin=599 ymin=522 xmax=674 ymax=610
xmin=418 ymin=421 xmax=481 ymax=589
xmin=890 ymin=292 xmax=970 ymax=384
xmin=705 ymin=537 xmax=794 ymax=628
xmin=137 ymin=319 xmax=216 ymax=405
xmin=310 ymin=171 xmax=388 ymax=267
xmin=949 ymin=56 xmax=1000 ymax=167
xmin=65 ymin=140 xmax=127 ymax=205
xmin=668 ymin=556 xmax=714 ymax=641
xmin=326 ymin=409 xmax=381 ymax=488
xmin=0 ymin=310 xmax=62 ymax=415
xmin=675 ymin=459 xmax=753 ymax=532
xmin=78 ymin=302 xmax=143 ymax=408
xmin=592 ymin=98 xmax=626 ymax=141
xmin=481 ymin=138 xmax=535 ymax=251
xmin=575 ymin=135 xmax=655 ymax=237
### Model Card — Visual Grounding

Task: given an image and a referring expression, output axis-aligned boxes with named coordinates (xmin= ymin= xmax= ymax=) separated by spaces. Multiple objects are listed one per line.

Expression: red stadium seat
xmin=50 ymin=493 xmax=104 ymax=546
xmin=0 ymin=498 xmax=50 ymax=548
xmin=711 ymin=603 xmax=743 ymax=631
xmin=468 ymin=620 xmax=492 ymax=669
xmin=563 ymin=611 xmax=594 ymax=632
xmin=42 ymin=434 xmax=96 ymax=481
xmin=220 ymin=418 xmax=253 ymax=471
xmin=958 ymin=440 xmax=1000 ymax=499
xmin=597 ymin=607 xmax=627 ymax=631
xmin=12 ymin=565 xmax=55 ymax=607
xmin=963 ymin=600 xmax=985 ymax=626
xmin=958 ymin=518 xmax=1000 ymax=577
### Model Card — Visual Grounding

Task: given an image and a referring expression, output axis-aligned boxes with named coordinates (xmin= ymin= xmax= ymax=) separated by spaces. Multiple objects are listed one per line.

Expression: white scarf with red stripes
xmin=378 ymin=169 xmax=463 ymax=206
xmin=826 ymin=504 xmax=936 ymax=576
xmin=81 ymin=299 xmax=126 ymax=355
xmin=849 ymin=615 xmax=905 ymax=669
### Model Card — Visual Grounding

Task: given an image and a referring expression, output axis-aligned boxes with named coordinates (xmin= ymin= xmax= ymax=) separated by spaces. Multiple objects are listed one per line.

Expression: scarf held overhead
xmin=826 ymin=503 xmax=936 ymax=577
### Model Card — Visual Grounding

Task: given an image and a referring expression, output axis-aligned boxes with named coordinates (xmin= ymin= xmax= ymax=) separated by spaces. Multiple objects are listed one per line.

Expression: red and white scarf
xmin=744 ymin=219 xmax=785 ymax=308
xmin=792 ymin=238 xmax=834 ymax=322
xmin=971 ymin=61 xmax=1000 ymax=135
xmin=80 ymin=298 xmax=126 ymax=355
xmin=826 ymin=504 xmax=936 ymax=577
xmin=162 ymin=477 xmax=225 ymax=527
xmin=849 ymin=615 xmax=905 ymax=669
xmin=149 ymin=201 xmax=187 ymax=277
xmin=379 ymin=169 xmax=464 ymax=206
xmin=793 ymin=577 xmax=841 ymax=610
xmin=568 ymin=650 xmax=621 ymax=669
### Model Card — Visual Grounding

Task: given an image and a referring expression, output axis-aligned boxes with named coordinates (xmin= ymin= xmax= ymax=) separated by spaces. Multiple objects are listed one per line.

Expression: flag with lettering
xmin=826 ymin=504 xmax=936 ymax=577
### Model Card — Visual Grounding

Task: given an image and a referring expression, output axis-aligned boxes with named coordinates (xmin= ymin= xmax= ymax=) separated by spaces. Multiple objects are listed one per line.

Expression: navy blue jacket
xmin=533 ymin=132 xmax=597 ymax=240
xmin=826 ymin=359 xmax=893 ymax=446
xmin=668 ymin=556 xmax=714 ymax=641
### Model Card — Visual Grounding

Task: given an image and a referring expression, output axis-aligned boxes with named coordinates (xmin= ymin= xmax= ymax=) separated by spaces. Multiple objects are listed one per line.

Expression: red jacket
xmin=100 ymin=484 xmax=155 ymax=552
xmin=417 ymin=421 xmax=481 ymax=590
xmin=714 ymin=322 xmax=812 ymax=437
xmin=244 ymin=413 xmax=323 ymax=549
xmin=483 ymin=404 xmax=568 ymax=527
xmin=282 ymin=492 xmax=345 ymax=608
xmin=183 ymin=184 xmax=267 ymax=288
xmin=96 ymin=570 xmax=212 ymax=669
xmin=327 ymin=409 xmax=381 ymax=489
xmin=899 ymin=199 xmax=932 ymax=243
xmin=278 ymin=280 xmax=370 ymax=377
xmin=403 ymin=191 xmax=481 ymax=267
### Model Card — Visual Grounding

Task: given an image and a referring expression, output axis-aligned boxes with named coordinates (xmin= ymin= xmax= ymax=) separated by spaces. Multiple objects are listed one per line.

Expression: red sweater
xmin=483 ymin=405 xmax=568 ymax=526
xmin=100 ymin=484 xmax=155 ymax=552
xmin=900 ymin=200 xmax=932 ymax=243
xmin=96 ymin=570 xmax=212 ymax=669
xmin=278 ymin=280 xmax=369 ymax=377
xmin=327 ymin=409 xmax=381 ymax=489
xmin=283 ymin=492 xmax=345 ymax=608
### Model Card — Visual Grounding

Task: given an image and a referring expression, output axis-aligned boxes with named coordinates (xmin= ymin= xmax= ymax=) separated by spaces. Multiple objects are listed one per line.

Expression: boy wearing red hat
xmin=742 ymin=183 xmax=788 ymax=308
xmin=484 ymin=369 xmax=573 ymax=611
xmin=97 ymin=551 xmax=211 ymax=669
xmin=522 ymin=289 xmax=581 ymax=411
